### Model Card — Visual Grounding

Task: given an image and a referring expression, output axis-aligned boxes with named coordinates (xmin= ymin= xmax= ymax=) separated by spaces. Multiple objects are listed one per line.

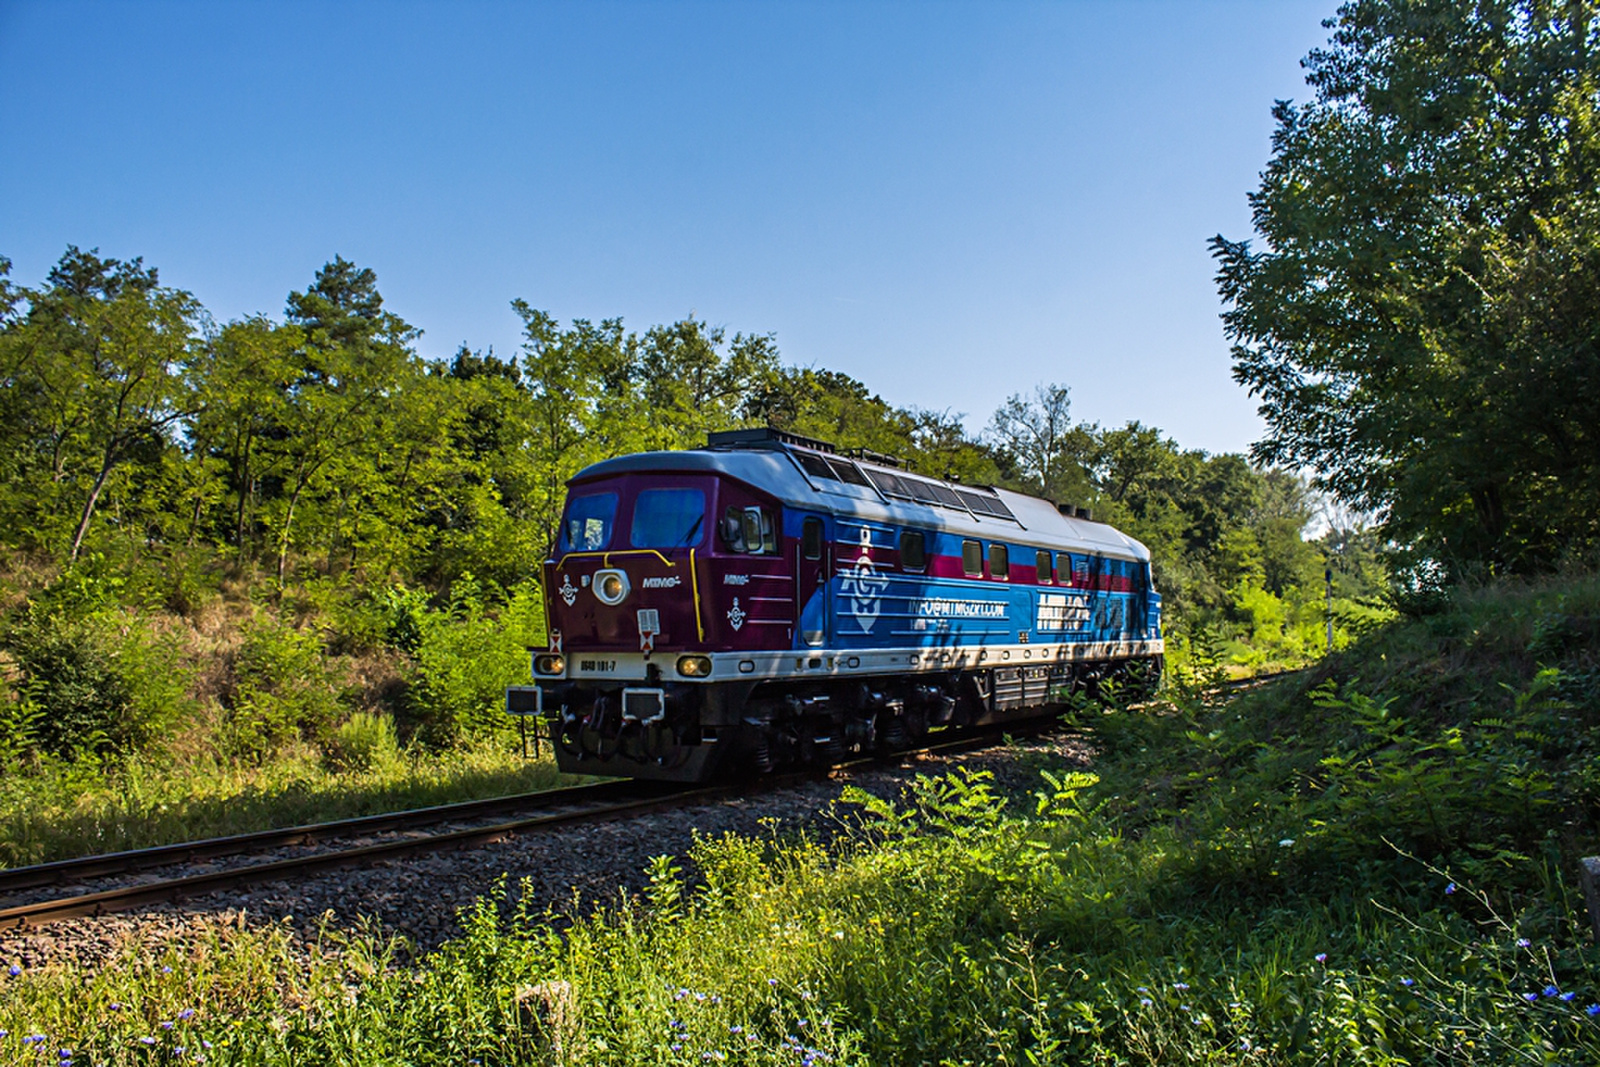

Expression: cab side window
xmin=802 ymin=517 xmax=824 ymax=560
xmin=989 ymin=543 xmax=1010 ymax=579
xmin=962 ymin=539 xmax=983 ymax=577
xmin=1036 ymin=550 xmax=1053 ymax=584
xmin=720 ymin=505 xmax=777 ymax=554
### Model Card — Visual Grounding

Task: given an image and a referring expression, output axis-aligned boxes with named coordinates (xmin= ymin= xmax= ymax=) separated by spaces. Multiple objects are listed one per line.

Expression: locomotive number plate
xmin=579 ymin=659 xmax=618 ymax=673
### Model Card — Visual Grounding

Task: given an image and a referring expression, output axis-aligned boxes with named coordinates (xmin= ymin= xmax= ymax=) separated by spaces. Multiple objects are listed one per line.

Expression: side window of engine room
xmin=989 ymin=543 xmax=1010 ymax=579
xmin=962 ymin=539 xmax=982 ymax=577
xmin=720 ymin=505 xmax=777 ymax=554
xmin=899 ymin=530 xmax=926 ymax=571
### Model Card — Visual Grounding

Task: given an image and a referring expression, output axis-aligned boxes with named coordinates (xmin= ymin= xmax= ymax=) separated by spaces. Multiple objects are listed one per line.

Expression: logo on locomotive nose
xmin=642 ymin=576 xmax=681 ymax=589
xmin=558 ymin=574 xmax=578 ymax=606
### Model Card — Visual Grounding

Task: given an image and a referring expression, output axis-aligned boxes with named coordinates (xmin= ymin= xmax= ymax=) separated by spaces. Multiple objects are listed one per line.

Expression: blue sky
xmin=0 ymin=0 xmax=1333 ymax=456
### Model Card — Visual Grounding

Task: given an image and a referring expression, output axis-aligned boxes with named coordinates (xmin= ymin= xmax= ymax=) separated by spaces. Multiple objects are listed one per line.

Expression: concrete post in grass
xmin=1579 ymin=857 xmax=1600 ymax=942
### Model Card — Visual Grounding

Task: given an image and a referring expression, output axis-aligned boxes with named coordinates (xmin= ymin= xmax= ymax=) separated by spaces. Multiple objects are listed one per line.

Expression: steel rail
xmin=0 ymin=779 xmax=680 ymax=894
xmin=0 ymin=725 xmax=1041 ymax=931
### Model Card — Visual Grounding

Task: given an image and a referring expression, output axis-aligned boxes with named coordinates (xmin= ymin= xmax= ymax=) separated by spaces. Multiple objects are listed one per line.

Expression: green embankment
xmin=5 ymin=573 xmax=1600 ymax=1064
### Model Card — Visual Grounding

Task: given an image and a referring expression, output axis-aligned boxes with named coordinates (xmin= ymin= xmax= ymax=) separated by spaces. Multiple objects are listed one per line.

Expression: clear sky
xmin=0 ymin=0 xmax=1334 ymax=457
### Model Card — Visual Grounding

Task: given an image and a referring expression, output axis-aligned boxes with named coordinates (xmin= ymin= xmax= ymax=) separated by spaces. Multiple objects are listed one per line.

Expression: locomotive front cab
xmin=533 ymin=468 xmax=794 ymax=778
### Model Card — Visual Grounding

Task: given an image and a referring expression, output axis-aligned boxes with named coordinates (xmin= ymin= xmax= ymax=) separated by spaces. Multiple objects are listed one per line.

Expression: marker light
xmin=533 ymin=654 xmax=566 ymax=676
xmin=594 ymin=569 xmax=630 ymax=605
xmin=677 ymin=655 xmax=713 ymax=678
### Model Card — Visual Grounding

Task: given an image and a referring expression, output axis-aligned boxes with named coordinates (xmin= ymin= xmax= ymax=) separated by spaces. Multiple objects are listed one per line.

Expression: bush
xmin=323 ymin=711 xmax=403 ymax=774
xmin=222 ymin=613 xmax=343 ymax=760
xmin=1 ymin=609 xmax=190 ymax=757
xmin=402 ymin=577 xmax=543 ymax=746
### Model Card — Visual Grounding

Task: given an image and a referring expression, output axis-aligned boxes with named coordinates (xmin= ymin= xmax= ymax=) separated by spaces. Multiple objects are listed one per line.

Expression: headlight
xmin=533 ymin=654 xmax=566 ymax=676
xmin=593 ymin=568 xmax=629 ymax=605
xmin=677 ymin=655 xmax=713 ymax=678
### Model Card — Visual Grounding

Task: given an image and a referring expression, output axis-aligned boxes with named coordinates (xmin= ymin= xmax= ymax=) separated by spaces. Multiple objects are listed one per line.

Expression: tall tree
xmin=1213 ymin=0 xmax=1600 ymax=575
xmin=3 ymin=248 xmax=200 ymax=561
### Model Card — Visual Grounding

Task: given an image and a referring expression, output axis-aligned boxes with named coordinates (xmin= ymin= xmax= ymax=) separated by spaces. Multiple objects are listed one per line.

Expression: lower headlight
xmin=533 ymin=654 xmax=566 ymax=676
xmin=676 ymin=655 xmax=713 ymax=678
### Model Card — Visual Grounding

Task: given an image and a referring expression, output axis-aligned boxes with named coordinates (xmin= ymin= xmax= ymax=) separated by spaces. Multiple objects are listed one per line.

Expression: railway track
xmin=0 ymin=724 xmax=1038 ymax=931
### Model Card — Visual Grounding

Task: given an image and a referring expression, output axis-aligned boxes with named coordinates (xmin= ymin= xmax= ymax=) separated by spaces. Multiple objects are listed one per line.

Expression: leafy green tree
xmin=0 ymin=248 xmax=200 ymax=561
xmin=1213 ymin=0 xmax=1600 ymax=575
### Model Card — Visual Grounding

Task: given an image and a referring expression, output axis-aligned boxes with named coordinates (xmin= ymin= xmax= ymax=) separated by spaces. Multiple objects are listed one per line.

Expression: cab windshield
xmin=630 ymin=488 xmax=706 ymax=549
xmin=561 ymin=492 xmax=617 ymax=552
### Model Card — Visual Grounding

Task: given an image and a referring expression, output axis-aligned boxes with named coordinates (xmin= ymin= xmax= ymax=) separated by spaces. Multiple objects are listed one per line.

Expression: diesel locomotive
xmin=506 ymin=428 xmax=1163 ymax=781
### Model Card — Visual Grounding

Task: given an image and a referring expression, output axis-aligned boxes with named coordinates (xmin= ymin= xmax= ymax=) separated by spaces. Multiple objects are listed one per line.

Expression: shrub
xmin=1 ymin=609 xmax=190 ymax=757
xmin=323 ymin=710 xmax=403 ymax=774
xmin=403 ymin=577 xmax=543 ymax=747
xmin=222 ymin=613 xmax=343 ymax=760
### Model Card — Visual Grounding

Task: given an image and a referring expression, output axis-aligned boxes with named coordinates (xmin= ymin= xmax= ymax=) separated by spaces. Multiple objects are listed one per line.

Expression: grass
xmin=0 ymin=738 xmax=571 ymax=869
xmin=6 ymin=570 xmax=1600 ymax=1063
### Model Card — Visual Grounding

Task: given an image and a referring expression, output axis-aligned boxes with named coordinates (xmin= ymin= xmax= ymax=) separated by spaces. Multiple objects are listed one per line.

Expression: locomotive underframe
xmin=538 ymin=656 xmax=1161 ymax=782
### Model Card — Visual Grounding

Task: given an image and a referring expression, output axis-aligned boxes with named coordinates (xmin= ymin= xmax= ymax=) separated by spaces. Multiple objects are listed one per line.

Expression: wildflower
xmin=1240 ymin=1038 xmax=1251 ymax=1051
xmin=108 ymin=1003 xmax=122 ymax=1011
xmin=7 ymin=965 xmax=19 ymax=977
xmin=1401 ymin=978 xmax=1415 ymax=987
xmin=1173 ymin=982 xmax=1190 ymax=990
xmin=1588 ymin=1004 xmax=1600 ymax=1016
xmin=1139 ymin=998 xmax=1153 ymax=1007
xmin=139 ymin=1037 xmax=157 ymax=1046
xmin=729 ymin=1025 xmax=743 ymax=1034
xmin=178 ymin=1009 xmax=196 ymax=1020
xmin=25 ymin=1036 xmax=45 ymax=1045
xmin=1315 ymin=953 xmax=1328 ymax=964
xmin=161 ymin=1022 xmax=174 ymax=1031
xmin=1545 ymin=986 xmax=1561 ymax=998
xmin=161 ymin=966 xmax=172 ymax=974
xmin=670 ymin=1043 xmax=682 ymax=1052
xmin=1278 ymin=838 xmax=1295 ymax=847
xmin=1524 ymin=993 xmax=1539 ymax=1002
xmin=1562 ymin=992 xmax=1577 ymax=1002
xmin=768 ymin=978 xmax=778 ymax=986
xmin=0 ymin=1031 xmax=6 ymax=1039
xmin=1180 ymin=1004 xmax=1191 ymax=1012
xmin=1517 ymin=938 xmax=1531 ymax=948
xmin=1445 ymin=883 xmax=1457 ymax=894
xmin=1136 ymin=986 xmax=1149 ymax=993
xmin=58 ymin=1052 xmax=72 ymax=1060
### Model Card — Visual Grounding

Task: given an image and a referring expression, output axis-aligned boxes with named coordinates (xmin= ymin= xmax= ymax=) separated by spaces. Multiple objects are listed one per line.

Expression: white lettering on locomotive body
xmin=1036 ymin=592 xmax=1091 ymax=632
xmin=642 ymin=576 xmax=681 ymax=589
xmin=723 ymin=574 xmax=750 ymax=586
xmin=579 ymin=659 xmax=618 ymax=673
xmin=910 ymin=598 xmax=1008 ymax=620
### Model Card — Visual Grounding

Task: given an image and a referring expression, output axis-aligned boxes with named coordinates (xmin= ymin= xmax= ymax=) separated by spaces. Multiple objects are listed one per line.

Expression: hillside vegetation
xmin=5 ymin=572 xmax=1599 ymax=1064
xmin=0 ymin=246 xmax=1373 ymax=866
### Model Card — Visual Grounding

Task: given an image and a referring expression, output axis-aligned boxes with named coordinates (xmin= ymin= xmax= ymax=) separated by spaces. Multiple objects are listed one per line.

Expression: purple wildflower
xmin=1401 ymin=978 xmax=1415 ymax=987
xmin=1445 ymin=883 xmax=1457 ymax=894
xmin=1524 ymin=993 xmax=1540 ymax=1003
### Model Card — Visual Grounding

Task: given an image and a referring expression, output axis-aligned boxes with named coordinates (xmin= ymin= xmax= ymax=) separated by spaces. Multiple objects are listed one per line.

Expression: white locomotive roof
xmin=571 ymin=444 xmax=1152 ymax=564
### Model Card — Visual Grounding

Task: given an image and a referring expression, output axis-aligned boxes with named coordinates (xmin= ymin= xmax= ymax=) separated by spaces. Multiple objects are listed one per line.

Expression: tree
xmin=2 ymin=248 xmax=200 ymax=561
xmin=983 ymin=384 xmax=1097 ymax=506
xmin=1212 ymin=0 xmax=1600 ymax=575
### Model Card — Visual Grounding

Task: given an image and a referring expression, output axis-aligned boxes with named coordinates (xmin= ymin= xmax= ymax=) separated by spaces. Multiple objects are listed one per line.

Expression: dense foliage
xmin=5 ymin=571 xmax=1598 ymax=1064
xmin=0 ymin=246 xmax=1359 ymax=787
xmin=1213 ymin=0 xmax=1600 ymax=577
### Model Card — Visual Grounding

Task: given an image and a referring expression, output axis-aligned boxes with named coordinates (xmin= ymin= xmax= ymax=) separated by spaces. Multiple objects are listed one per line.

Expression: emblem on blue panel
xmin=838 ymin=527 xmax=889 ymax=633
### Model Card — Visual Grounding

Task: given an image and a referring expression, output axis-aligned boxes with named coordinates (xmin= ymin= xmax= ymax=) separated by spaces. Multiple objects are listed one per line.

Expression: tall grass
xmin=0 ymin=740 xmax=569 ymax=868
